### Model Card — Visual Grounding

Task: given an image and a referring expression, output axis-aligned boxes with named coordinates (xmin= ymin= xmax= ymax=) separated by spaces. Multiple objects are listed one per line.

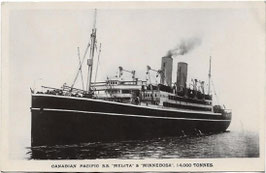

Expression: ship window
xmin=122 ymin=90 xmax=130 ymax=94
xmin=109 ymin=89 xmax=119 ymax=93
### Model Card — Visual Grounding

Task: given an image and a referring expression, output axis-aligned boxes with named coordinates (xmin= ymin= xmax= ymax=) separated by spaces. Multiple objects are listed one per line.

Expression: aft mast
xmin=86 ymin=9 xmax=97 ymax=93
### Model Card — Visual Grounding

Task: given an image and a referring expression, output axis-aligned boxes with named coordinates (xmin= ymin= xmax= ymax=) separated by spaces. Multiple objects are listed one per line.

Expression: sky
xmin=4 ymin=3 xmax=265 ymax=159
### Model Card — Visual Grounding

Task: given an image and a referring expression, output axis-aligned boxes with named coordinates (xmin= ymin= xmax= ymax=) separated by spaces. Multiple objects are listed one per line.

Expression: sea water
xmin=25 ymin=130 xmax=259 ymax=160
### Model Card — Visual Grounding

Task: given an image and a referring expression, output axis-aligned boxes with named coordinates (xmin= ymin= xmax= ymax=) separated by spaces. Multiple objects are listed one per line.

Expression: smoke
xmin=167 ymin=37 xmax=202 ymax=57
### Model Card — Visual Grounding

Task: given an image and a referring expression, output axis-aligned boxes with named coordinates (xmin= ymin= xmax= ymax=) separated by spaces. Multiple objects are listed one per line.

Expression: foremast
xmin=86 ymin=9 xmax=97 ymax=93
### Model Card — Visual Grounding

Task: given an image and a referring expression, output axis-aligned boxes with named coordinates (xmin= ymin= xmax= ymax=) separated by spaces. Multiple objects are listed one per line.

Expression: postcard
xmin=0 ymin=2 xmax=265 ymax=172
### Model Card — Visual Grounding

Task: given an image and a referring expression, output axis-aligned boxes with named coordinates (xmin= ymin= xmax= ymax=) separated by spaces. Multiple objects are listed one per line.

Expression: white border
xmin=1 ymin=2 xmax=265 ymax=172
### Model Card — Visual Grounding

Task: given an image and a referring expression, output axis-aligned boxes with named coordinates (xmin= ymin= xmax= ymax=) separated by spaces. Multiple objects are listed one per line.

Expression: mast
xmin=208 ymin=56 xmax=212 ymax=95
xmin=77 ymin=47 xmax=85 ymax=90
xmin=86 ymin=9 xmax=97 ymax=92
xmin=94 ymin=43 xmax=102 ymax=83
xmin=70 ymin=43 xmax=90 ymax=90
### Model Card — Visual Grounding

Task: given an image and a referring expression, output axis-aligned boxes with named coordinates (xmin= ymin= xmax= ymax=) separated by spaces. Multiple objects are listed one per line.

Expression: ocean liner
xmin=31 ymin=10 xmax=232 ymax=146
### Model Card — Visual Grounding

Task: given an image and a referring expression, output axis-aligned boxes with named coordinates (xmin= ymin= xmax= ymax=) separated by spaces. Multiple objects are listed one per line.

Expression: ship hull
xmin=31 ymin=94 xmax=231 ymax=146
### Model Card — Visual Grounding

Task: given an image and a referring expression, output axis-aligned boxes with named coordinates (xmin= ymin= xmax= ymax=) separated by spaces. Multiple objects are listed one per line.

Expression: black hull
xmin=31 ymin=94 xmax=231 ymax=146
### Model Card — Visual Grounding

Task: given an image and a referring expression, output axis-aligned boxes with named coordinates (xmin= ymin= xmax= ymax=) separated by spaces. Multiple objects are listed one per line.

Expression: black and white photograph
xmin=1 ymin=2 xmax=265 ymax=172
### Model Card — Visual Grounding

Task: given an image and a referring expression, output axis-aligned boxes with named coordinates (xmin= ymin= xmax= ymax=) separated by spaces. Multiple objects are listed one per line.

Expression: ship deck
xmin=32 ymin=93 xmax=222 ymax=115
